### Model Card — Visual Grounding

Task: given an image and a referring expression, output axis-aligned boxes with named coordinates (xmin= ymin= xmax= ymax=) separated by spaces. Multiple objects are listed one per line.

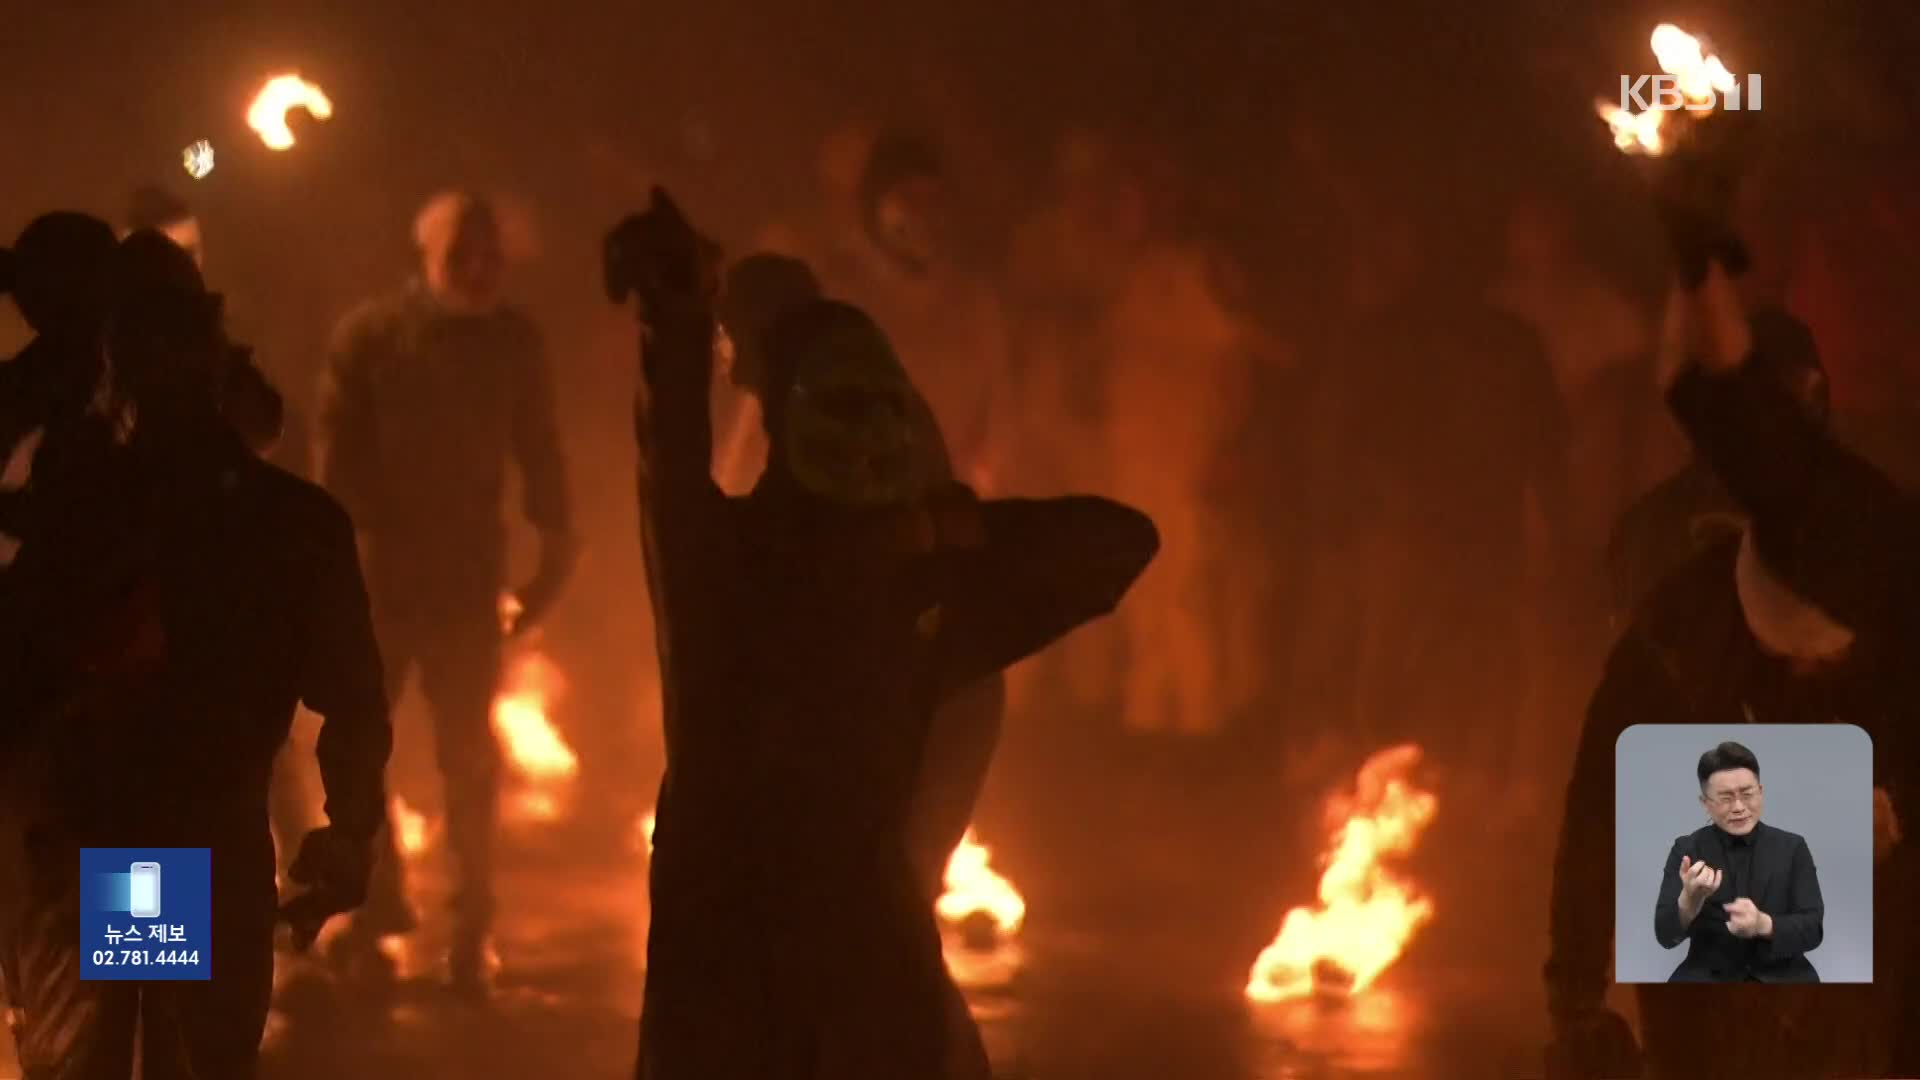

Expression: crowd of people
xmin=0 ymin=107 xmax=1915 ymax=1079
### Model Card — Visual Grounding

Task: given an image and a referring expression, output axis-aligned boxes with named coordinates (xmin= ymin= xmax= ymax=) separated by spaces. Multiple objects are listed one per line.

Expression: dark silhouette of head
xmin=1748 ymin=306 xmax=1828 ymax=428
xmin=758 ymin=299 xmax=922 ymax=506
xmin=857 ymin=132 xmax=946 ymax=275
xmin=4 ymin=212 xmax=119 ymax=341
xmin=104 ymin=230 xmax=229 ymax=432
xmin=718 ymin=253 xmax=823 ymax=396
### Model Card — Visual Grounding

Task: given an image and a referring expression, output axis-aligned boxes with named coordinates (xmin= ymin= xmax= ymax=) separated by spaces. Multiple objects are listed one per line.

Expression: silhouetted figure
xmin=0 ymin=213 xmax=119 ymax=546
xmin=1605 ymin=307 xmax=1829 ymax=624
xmin=613 ymin=192 xmax=1157 ymax=1080
xmin=0 ymin=230 xmax=389 ymax=1079
xmin=1547 ymin=155 xmax=1920 ymax=1078
xmin=123 ymin=183 xmax=285 ymax=457
xmin=718 ymin=252 xmax=1008 ymax=905
xmin=318 ymin=190 xmax=576 ymax=991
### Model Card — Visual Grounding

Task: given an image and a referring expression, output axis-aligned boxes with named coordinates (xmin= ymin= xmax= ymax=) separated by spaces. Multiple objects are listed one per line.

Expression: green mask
xmin=779 ymin=320 xmax=923 ymax=507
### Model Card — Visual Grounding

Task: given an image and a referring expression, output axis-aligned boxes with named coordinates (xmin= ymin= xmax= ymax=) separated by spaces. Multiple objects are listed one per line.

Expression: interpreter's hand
xmin=279 ymin=825 xmax=375 ymax=953
xmin=1724 ymin=896 xmax=1770 ymax=939
xmin=603 ymin=187 xmax=723 ymax=323
xmin=1677 ymin=853 xmax=1722 ymax=906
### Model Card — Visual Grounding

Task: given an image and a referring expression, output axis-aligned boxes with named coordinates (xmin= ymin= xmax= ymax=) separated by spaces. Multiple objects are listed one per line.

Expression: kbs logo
xmin=1620 ymin=73 xmax=1763 ymax=113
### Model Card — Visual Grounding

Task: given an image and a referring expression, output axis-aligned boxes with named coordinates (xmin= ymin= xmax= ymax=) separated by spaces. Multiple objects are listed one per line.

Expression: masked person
xmin=0 ymin=230 xmax=389 ymax=1079
xmin=1545 ymin=145 xmax=1920 ymax=1079
xmin=318 ymin=190 xmax=575 ymax=991
xmin=718 ymin=252 xmax=1008 ymax=907
xmin=613 ymin=191 xmax=1158 ymax=1080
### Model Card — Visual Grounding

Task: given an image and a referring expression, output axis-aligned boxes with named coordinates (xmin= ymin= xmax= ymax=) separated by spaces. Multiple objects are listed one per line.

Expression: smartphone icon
xmin=129 ymin=862 xmax=162 ymax=919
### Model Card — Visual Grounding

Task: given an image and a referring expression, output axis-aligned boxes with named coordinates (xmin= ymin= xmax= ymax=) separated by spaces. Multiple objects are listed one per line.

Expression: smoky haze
xmin=4 ymin=0 xmax=1920 ymax=1075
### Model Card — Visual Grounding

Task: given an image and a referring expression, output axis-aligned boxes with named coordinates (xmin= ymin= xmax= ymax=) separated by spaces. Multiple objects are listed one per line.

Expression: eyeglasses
xmin=1709 ymin=788 xmax=1760 ymax=809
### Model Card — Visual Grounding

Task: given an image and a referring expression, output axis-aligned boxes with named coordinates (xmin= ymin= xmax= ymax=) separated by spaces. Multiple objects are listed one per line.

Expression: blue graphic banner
xmin=79 ymin=847 xmax=212 ymax=981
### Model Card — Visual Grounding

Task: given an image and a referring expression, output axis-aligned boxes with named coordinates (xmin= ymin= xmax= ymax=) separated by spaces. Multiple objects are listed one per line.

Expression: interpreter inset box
xmin=1613 ymin=724 xmax=1872 ymax=984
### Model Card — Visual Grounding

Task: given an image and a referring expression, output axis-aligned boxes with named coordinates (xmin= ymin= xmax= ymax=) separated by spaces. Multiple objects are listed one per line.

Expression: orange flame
xmin=246 ymin=74 xmax=332 ymax=151
xmin=490 ymin=650 xmax=578 ymax=822
xmin=634 ymin=810 xmax=657 ymax=856
xmin=1246 ymin=744 xmax=1437 ymax=1004
xmin=936 ymin=828 xmax=1027 ymax=936
xmin=390 ymin=794 xmax=431 ymax=857
xmin=1597 ymin=23 xmax=1739 ymax=157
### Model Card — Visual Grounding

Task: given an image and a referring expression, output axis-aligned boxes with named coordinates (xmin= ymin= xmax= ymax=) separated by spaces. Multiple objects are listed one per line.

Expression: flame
xmin=181 ymin=140 xmax=215 ymax=180
xmin=1246 ymin=744 xmax=1438 ymax=1004
xmin=1598 ymin=23 xmax=1739 ymax=157
xmin=390 ymin=794 xmax=431 ymax=856
xmin=1595 ymin=101 xmax=1666 ymax=156
xmin=633 ymin=810 xmax=657 ymax=856
xmin=936 ymin=828 xmax=1027 ymax=936
xmin=246 ymin=74 xmax=332 ymax=151
xmin=1650 ymin=24 xmax=1738 ymax=104
xmin=491 ymin=649 xmax=578 ymax=822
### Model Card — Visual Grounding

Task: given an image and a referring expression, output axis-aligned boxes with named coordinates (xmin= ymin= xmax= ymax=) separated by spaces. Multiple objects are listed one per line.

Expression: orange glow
xmin=491 ymin=650 xmax=578 ymax=823
xmin=1599 ymin=23 xmax=1739 ymax=157
xmin=1649 ymin=24 xmax=1737 ymax=104
xmin=390 ymin=795 xmax=431 ymax=857
xmin=246 ymin=74 xmax=332 ymax=151
xmin=1595 ymin=101 xmax=1666 ymax=156
xmin=936 ymin=828 xmax=1026 ymax=936
xmin=1246 ymin=744 xmax=1437 ymax=1004
xmin=633 ymin=810 xmax=657 ymax=856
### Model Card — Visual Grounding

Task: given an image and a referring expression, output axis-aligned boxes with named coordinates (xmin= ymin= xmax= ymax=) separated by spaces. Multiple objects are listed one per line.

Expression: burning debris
xmin=490 ymin=648 xmax=580 ymax=822
xmin=246 ymin=73 xmax=332 ymax=151
xmin=1595 ymin=23 xmax=1743 ymax=156
xmin=1246 ymin=744 xmax=1437 ymax=1005
xmin=181 ymin=139 xmax=215 ymax=180
xmin=936 ymin=828 xmax=1026 ymax=949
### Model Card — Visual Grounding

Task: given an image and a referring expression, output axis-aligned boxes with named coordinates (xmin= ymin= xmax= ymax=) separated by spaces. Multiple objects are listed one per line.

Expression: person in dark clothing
xmin=318 ymin=189 xmax=576 ymax=990
xmin=122 ymin=183 xmax=285 ymax=457
xmin=611 ymin=191 xmax=1158 ymax=1080
xmin=719 ymin=251 xmax=1008 ymax=903
xmin=1652 ymin=741 xmax=1824 ymax=984
xmin=0 ymin=230 xmax=390 ymax=1079
xmin=1604 ymin=307 xmax=1830 ymax=623
xmin=1545 ymin=146 xmax=1920 ymax=1078
xmin=0 ymin=213 xmax=119 ymax=544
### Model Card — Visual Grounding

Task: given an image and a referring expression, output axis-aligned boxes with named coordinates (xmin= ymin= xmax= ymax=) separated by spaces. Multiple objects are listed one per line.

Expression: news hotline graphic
xmin=79 ymin=848 xmax=212 ymax=981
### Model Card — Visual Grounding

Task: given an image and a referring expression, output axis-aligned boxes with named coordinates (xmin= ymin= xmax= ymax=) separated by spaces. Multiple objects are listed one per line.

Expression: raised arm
xmin=922 ymin=492 xmax=1158 ymax=691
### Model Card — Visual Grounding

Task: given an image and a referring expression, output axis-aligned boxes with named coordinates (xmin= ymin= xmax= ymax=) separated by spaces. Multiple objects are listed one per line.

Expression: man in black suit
xmin=1654 ymin=741 xmax=1824 ymax=983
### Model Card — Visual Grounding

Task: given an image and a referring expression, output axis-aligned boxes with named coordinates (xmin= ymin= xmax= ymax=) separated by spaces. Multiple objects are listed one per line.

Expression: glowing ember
xmin=246 ymin=74 xmax=332 ymax=151
xmin=181 ymin=140 xmax=215 ymax=180
xmin=390 ymin=794 xmax=431 ymax=856
xmin=936 ymin=828 xmax=1026 ymax=936
xmin=1246 ymin=744 xmax=1437 ymax=1004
